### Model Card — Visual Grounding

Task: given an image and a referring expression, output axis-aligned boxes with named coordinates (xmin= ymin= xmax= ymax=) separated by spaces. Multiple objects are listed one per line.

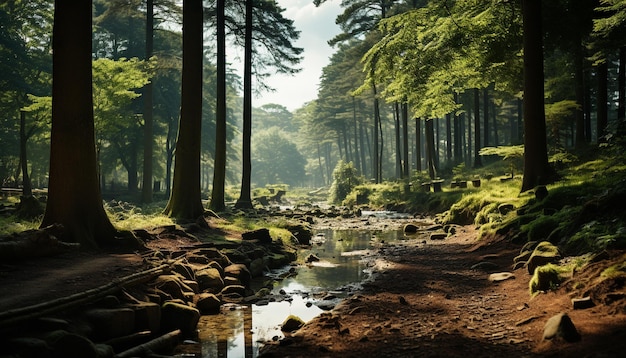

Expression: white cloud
xmin=253 ymin=0 xmax=342 ymax=111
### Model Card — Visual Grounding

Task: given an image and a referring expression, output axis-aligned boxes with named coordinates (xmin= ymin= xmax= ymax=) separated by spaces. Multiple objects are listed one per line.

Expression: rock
xmin=9 ymin=337 xmax=49 ymax=358
xmin=224 ymin=264 xmax=252 ymax=288
xmin=83 ymin=308 xmax=135 ymax=340
xmin=172 ymin=262 xmax=196 ymax=280
xmin=403 ymin=224 xmax=419 ymax=233
xmin=46 ymin=330 xmax=99 ymax=358
xmin=471 ymin=261 xmax=499 ymax=271
xmin=281 ymin=315 xmax=305 ymax=332
xmin=242 ymin=228 xmax=272 ymax=244
xmin=488 ymin=272 xmax=516 ymax=282
xmin=195 ymin=267 xmax=225 ymax=292
xmin=221 ymin=285 xmax=247 ymax=297
xmin=196 ymin=293 xmax=221 ymax=314
xmin=161 ymin=301 xmax=200 ymax=337
xmin=526 ymin=241 xmax=561 ymax=275
xmin=543 ymin=312 xmax=580 ymax=342
xmin=429 ymin=232 xmax=447 ymax=240
xmin=153 ymin=275 xmax=188 ymax=301
xmin=529 ymin=264 xmax=562 ymax=295
xmin=572 ymin=296 xmax=595 ymax=310
xmin=249 ymin=257 xmax=267 ymax=277
xmin=128 ymin=302 xmax=161 ymax=333
xmin=305 ymin=253 xmax=320 ymax=263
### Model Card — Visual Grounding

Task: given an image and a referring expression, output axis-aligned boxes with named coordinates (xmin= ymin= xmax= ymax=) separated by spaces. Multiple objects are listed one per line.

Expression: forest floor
xmin=1 ymin=216 xmax=625 ymax=358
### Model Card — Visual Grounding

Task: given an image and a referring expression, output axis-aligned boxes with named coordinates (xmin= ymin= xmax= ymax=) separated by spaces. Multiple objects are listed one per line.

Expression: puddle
xmin=174 ymin=223 xmax=423 ymax=358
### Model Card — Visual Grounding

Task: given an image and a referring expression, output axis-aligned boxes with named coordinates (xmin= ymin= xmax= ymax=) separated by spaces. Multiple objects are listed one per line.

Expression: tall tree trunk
xmin=41 ymin=0 xmax=117 ymax=247
xmin=142 ymin=0 xmax=154 ymax=203
xmin=453 ymin=93 xmax=462 ymax=162
xmin=352 ymin=97 xmax=361 ymax=173
xmin=473 ymin=88 xmax=482 ymax=168
xmin=445 ymin=113 xmax=452 ymax=162
xmin=164 ymin=0 xmax=204 ymax=219
xmin=574 ymin=44 xmax=586 ymax=148
xmin=521 ymin=0 xmax=552 ymax=192
xmin=359 ymin=120 xmax=367 ymax=175
xmin=235 ymin=0 xmax=254 ymax=209
xmin=597 ymin=60 xmax=608 ymax=142
xmin=415 ymin=117 xmax=421 ymax=172
xmin=483 ymin=87 xmax=489 ymax=147
xmin=425 ymin=119 xmax=437 ymax=179
xmin=619 ymin=47 xmax=626 ymax=126
xmin=491 ymin=102 xmax=498 ymax=146
xmin=402 ymin=102 xmax=409 ymax=179
xmin=584 ymin=70 xmax=592 ymax=143
xmin=394 ymin=102 xmax=401 ymax=178
xmin=373 ymin=81 xmax=381 ymax=183
xmin=210 ymin=0 xmax=227 ymax=212
xmin=516 ymin=98 xmax=523 ymax=144
xmin=19 ymin=110 xmax=32 ymax=197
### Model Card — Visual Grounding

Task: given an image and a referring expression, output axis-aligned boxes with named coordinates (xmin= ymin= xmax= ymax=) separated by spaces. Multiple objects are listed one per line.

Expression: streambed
xmin=175 ymin=214 xmax=430 ymax=358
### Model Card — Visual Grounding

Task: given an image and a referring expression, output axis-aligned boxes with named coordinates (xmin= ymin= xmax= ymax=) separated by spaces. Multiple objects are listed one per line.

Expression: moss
xmin=601 ymin=260 xmax=626 ymax=279
xmin=529 ymin=263 xmax=566 ymax=296
xmin=521 ymin=215 xmax=560 ymax=243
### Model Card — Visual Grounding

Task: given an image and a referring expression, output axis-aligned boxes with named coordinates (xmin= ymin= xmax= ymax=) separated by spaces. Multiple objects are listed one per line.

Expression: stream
xmin=175 ymin=212 xmax=424 ymax=358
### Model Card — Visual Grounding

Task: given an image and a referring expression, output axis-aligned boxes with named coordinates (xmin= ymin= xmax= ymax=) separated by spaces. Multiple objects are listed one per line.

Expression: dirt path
xmin=260 ymin=224 xmax=626 ymax=358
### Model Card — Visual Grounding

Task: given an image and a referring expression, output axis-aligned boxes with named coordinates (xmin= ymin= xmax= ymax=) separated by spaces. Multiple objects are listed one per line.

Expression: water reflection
xmin=176 ymin=228 xmax=405 ymax=358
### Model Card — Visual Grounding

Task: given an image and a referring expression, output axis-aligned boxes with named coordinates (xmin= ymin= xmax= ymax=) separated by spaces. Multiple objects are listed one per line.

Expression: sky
xmin=252 ymin=0 xmax=343 ymax=111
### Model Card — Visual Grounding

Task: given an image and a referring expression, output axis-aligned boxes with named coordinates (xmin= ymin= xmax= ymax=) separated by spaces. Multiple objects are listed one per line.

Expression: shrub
xmin=328 ymin=160 xmax=361 ymax=204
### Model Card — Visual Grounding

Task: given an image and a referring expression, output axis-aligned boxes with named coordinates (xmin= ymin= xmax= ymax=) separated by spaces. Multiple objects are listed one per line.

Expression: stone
xmin=526 ymin=241 xmax=561 ymax=275
xmin=305 ymin=253 xmax=320 ymax=263
xmin=572 ymin=296 xmax=595 ymax=310
xmin=9 ymin=337 xmax=49 ymax=358
xmin=172 ymin=262 xmax=196 ymax=280
xmin=249 ymin=257 xmax=267 ymax=277
xmin=195 ymin=267 xmax=225 ymax=292
xmin=46 ymin=330 xmax=98 ymax=358
xmin=543 ymin=312 xmax=580 ymax=342
xmin=161 ymin=301 xmax=201 ymax=337
xmin=224 ymin=264 xmax=252 ymax=288
xmin=242 ymin=228 xmax=272 ymax=244
xmin=488 ymin=272 xmax=516 ymax=282
xmin=221 ymin=285 xmax=247 ymax=297
xmin=196 ymin=293 xmax=222 ymax=315
xmin=471 ymin=261 xmax=499 ymax=271
xmin=153 ymin=275 xmax=187 ymax=301
xmin=128 ymin=302 xmax=161 ymax=333
xmin=530 ymin=264 xmax=562 ymax=295
xmin=83 ymin=308 xmax=135 ymax=340
xmin=281 ymin=315 xmax=305 ymax=332
xmin=403 ymin=224 xmax=419 ymax=233
xmin=429 ymin=232 xmax=447 ymax=240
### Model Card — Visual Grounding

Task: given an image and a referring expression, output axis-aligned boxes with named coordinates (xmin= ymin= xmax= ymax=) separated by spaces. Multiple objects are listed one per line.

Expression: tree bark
xmin=141 ymin=0 xmax=154 ymax=204
xmin=473 ymin=88 xmax=482 ymax=168
xmin=415 ymin=117 xmax=421 ymax=172
xmin=19 ymin=110 xmax=32 ymax=197
xmin=210 ymin=0 xmax=227 ymax=212
xmin=235 ymin=0 xmax=254 ymax=210
xmin=41 ymin=0 xmax=117 ymax=248
xmin=521 ymin=0 xmax=552 ymax=192
xmin=164 ymin=0 xmax=205 ymax=220
xmin=425 ymin=119 xmax=437 ymax=180
xmin=597 ymin=60 xmax=608 ymax=142
xmin=402 ymin=102 xmax=409 ymax=179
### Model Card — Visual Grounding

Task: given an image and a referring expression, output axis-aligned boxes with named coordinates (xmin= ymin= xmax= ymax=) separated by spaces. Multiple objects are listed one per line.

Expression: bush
xmin=328 ymin=161 xmax=361 ymax=204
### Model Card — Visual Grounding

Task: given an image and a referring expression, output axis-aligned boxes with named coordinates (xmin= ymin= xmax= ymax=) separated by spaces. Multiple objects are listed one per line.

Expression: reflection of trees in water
xmin=199 ymin=308 xmax=246 ymax=357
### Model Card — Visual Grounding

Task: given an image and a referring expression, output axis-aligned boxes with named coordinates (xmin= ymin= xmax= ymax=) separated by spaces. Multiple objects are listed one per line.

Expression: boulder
xmin=242 ymin=228 xmax=272 ymax=244
xmin=83 ymin=308 xmax=135 ymax=340
xmin=195 ymin=267 xmax=225 ymax=292
xmin=249 ymin=257 xmax=267 ymax=277
xmin=224 ymin=264 xmax=252 ymax=287
xmin=529 ymin=264 xmax=562 ymax=295
xmin=153 ymin=275 xmax=188 ymax=301
xmin=161 ymin=301 xmax=200 ymax=337
xmin=488 ymin=272 xmax=516 ymax=282
xmin=543 ymin=312 xmax=580 ymax=342
xmin=221 ymin=285 xmax=246 ymax=297
xmin=526 ymin=241 xmax=561 ymax=275
xmin=403 ymin=224 xmax=419 ymax=233
xmin=128 ymin=302 xmax=161 ymax=333
xmin=46 ymin=330 xmax=99 ymax=358
xmin=281 ymin=315 xmax=305 ymax=332
xmin=195 ymin=293 xmax=221 ymax=315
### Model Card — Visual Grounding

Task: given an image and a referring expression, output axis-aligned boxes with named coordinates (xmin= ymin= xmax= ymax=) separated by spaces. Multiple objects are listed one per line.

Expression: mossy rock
xmin=281 ymin=315 xmax=305 ymax=332
xmin=529 ymin=264 xmax=563 ymax=296
xmin=526 ymin=241 xmax=561 ymax=275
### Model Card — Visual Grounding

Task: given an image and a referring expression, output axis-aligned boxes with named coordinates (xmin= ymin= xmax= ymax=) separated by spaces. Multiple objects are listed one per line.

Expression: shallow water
xmin=175 ymin=226 xmax=413 ymax=358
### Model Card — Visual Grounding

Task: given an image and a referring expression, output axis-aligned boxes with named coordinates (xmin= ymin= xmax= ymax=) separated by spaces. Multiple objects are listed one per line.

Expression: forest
xmin=1 ymin=0 xmax=626 ymax=357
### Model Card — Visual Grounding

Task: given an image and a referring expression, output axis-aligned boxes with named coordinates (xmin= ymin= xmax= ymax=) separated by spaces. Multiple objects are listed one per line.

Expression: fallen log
xmin=0 ymin=263 xmax=170 ymax=330
xmin=114 ymin=329 xmax=181 ymax=358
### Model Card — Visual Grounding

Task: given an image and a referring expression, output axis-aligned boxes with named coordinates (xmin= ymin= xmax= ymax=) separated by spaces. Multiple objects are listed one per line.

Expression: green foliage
xmin=328 ymin=160 xmax=361 ymax=204
xmin=601 ymin=259 xmax=626 ymax=279
xmin=529 ymin=263 xmax=567 ymax=296
xmin=251 ymin=127 xmax=307 ymax=187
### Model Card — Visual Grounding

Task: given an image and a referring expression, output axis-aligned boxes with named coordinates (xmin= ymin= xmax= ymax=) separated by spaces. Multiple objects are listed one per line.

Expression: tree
xmin=41 ymin=0 xmax=118 ymax=248
xmin=209 ymin=0 xmax=227 ymax=212
xmin=520 ymin=0 xmax=553 ymax=192
xmin=164 ymin=0 xmax=204 ymax=220
xmin=251 ymin=127 xmax=306 ymax=187
xmin=142 ymin=0 xmax=155 ymax=203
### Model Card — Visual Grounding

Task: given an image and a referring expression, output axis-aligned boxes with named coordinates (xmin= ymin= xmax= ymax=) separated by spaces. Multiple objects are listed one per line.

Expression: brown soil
xmin=260 ymin=222 xmax=626 ymax=358
xmin=1 ymin=217 xmax=625 ymax=358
